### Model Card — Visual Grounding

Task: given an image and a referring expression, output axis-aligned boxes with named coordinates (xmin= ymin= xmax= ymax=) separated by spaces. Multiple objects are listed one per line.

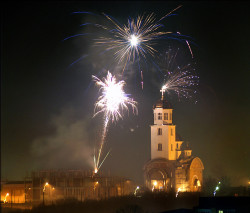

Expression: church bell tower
xmin=151 ymin=94 xmax=177 ymax=160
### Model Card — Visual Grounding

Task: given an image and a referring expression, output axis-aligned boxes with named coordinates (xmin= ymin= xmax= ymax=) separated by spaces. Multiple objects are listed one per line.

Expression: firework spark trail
xmin=92 ymin=71 xmax=137 ymax=173
xmin=177 ymin=32 xmax=194 ymax=58
xmin=160 ymin=49 xmax=199 ymax=101
xmin=162 ymin=66 xmax=199 ymax=99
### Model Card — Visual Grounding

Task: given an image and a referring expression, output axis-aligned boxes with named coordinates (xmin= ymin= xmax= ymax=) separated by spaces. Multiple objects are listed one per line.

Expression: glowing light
xmin=94 ymin=181 xmax=99 ymax=191
xmin=43 ymin=182 xmax=49 ymax=192
xmin=176 ymin=188 xmax=181 ymax=197
xmin=134 ymin=186 xmax=140 ymax=196
xmin=213 ymin=181 xmax=221 ymax=196
xmin=4 ymin=193 xmax=9 ymax=203
xmin=94 ymin=168 xmax=98 ymax=174
xmin=153 ymin=181 xmax=158 ymax=186
xmin=130 ymin=35 xmax=139 ymax=47
xmin=160 ymin=85 xmax=167 ymax=100
xmin=92 ymin=71 xmax=137 ymax=173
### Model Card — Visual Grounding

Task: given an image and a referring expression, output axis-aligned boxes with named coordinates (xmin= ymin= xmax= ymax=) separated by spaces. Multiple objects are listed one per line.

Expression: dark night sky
xmin=1 ymin=1 xmax=250 ymax=186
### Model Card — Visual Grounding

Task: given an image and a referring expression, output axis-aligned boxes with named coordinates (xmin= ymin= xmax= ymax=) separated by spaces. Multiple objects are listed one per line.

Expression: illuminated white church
xmin=144 ymin=93 xmax=204 ymax=193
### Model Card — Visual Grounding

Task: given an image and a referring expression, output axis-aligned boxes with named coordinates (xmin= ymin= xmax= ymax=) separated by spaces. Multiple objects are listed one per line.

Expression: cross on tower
xmin=160 ymin=85 xmax=167 ymax=100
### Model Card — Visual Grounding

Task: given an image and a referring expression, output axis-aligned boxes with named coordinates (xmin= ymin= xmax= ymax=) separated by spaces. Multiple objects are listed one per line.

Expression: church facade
xmin=144 ymin=97 xmax=204 ymax=193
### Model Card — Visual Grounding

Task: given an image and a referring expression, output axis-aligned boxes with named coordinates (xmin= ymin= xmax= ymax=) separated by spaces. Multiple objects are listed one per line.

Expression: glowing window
xmin=158 ymin=113 xmax=162 ymax=120
xmin=158 ymin=143 xmax=162 ymax=151
xmin=164 ymin=113 xmax=168 ymax=120
xmin=157 ymin=128 xmax=162 ymax=135
xmin=171 ymin=144 xmax=173 ymax=151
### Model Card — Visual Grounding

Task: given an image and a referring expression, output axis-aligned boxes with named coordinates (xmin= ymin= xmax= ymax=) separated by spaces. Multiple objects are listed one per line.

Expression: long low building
xmin=1 ymin=170 xmax=136 ymax=204
xmin=1 ymin=180 xmax=32 ymax=204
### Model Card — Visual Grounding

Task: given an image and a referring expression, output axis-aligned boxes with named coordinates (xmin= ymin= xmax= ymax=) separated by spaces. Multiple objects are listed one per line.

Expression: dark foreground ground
xmin=1 ymin=193 xmax=249 ymax=213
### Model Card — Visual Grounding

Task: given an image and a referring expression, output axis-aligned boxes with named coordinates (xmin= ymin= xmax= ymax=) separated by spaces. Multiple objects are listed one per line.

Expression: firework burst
xmin=92 ymin=71 xmax=137 ymax=173
xmin=66 ymin=6 xmax=194 ymax=88
xmin=96 ymin=13 xmax=170 ymax=65
xmin=95 ymin=6 xmax=184 ymax=72
xmin=160 ymin=49 xmax=199 ymax=101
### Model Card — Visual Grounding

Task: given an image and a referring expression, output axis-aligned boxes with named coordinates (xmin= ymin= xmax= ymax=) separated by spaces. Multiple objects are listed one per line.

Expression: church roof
xmin=179 ymin=155 xmax=194 ymax=162
xmin=180 ymin=141 xmax=192 ymax=150
xmin=153 ymin=99 xmax=173 ymax=109
xmin=178 ymin=157 xmax=204 ymax=169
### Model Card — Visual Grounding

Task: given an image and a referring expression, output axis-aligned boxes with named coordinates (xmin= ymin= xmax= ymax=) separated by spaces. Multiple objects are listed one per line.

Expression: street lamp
xmin=213 ymin=181 xmax=221 ymax=196
xmin=43 ymin=182 xmax=49 ymax=205
xmin=134 ymin=186 xmax=140 ymax=196
xmin=4 ymin=193 xmax=9 ymax=203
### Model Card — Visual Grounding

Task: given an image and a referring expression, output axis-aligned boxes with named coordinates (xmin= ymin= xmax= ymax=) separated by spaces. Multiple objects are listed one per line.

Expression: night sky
xmin=2 ymin=1 xmax=250 ymax=186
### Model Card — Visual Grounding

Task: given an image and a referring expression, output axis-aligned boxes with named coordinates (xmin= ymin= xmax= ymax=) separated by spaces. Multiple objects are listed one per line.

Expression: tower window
xmin=158 ymin=113 xmax=162 ymax=120
xmin=164 ymin=113 xmax=168 ymax=120
xmin=176 ymin=143 xmax=178 ymax=148
xmin=158 ymin=143 xmax=162 ymax=151
xmin=171 ymin=128 xmax=173 ymax=136
xmin=157 ymin=128 xmax=162 ymax=135
xmin=171 ymin=144 xmax=173 ymax=151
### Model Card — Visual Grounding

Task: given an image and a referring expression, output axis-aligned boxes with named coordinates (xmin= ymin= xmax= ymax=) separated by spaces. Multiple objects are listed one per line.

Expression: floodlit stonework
xmin=144 ymin=98 xmax=204 ymax=192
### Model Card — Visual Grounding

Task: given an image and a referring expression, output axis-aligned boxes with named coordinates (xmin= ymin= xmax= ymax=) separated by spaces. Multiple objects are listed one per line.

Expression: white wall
xmin=151 ymin=125 xmax=176 ymax=160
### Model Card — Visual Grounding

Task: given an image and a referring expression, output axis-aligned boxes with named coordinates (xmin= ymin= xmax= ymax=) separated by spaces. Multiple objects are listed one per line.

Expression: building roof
xmin=178 ymin=156 xmax=195 ymax=165
xmin=153 ymin=99 xmax=173 ymax=109
xmin=180 ymin=141 xmax=192 ymax=150
xmin=3 ymin=181 xmax=32 ymax=185
xmin=176 ymin=133 xmax=183 ymax=141
xmin=178 ymin=157 xmax=204 ymax=170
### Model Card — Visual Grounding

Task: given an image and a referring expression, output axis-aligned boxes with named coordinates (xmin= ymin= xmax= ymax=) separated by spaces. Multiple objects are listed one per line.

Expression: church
xmin=144 ymin=93 xmax=204 ymax=193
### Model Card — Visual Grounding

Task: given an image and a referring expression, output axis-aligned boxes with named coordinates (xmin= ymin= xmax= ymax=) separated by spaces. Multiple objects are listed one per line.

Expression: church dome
xmin=153 ymin=99 xmax=173 ymax=109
